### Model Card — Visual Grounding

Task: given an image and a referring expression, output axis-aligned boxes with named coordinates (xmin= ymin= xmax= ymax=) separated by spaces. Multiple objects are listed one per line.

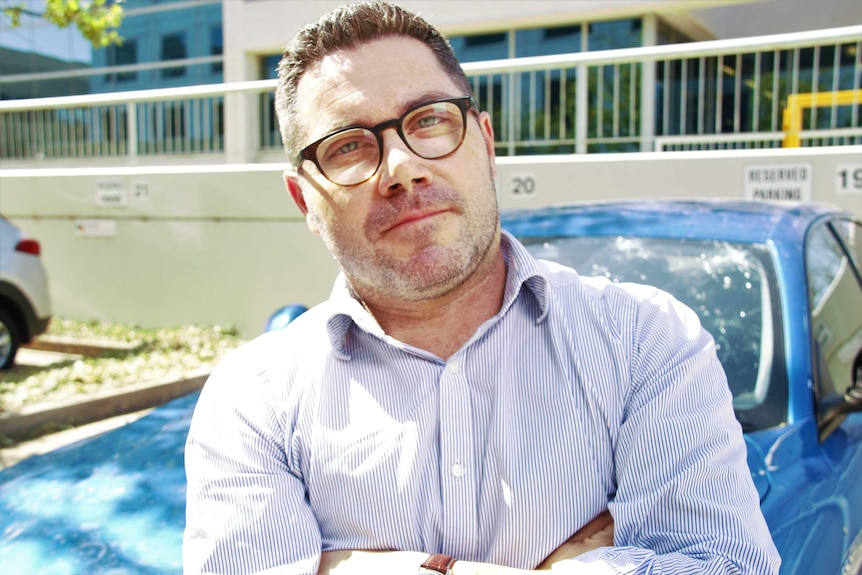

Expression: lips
xmin=385 ymin=209 xmax=448 ymax=232
xmin=365 ymin=185 xmax=464 ymax=239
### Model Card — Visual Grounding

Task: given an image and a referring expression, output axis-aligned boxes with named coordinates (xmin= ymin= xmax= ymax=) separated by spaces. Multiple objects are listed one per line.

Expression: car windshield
xmin=519 ymin=235 xmax=786 ymax=432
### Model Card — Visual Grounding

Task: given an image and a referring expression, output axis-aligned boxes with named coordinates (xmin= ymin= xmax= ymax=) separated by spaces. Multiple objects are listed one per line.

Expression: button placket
xmin=438 ymin=356 xmax=479 ymax=552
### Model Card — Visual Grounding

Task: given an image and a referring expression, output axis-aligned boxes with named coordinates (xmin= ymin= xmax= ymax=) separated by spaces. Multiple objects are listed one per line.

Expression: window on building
xmin=449 ymin=32 xmax=508 ymax=63
xmin=259 ymin=54 xmax=281 ymax=147
xmin=588 ymin=19 xmax=641 ymax=51
xmin=448 ymin=18 xmax=646 ymax=155
xmin=105 ymin=39 xmax=138 ymax=83
xmin=211 ymin=25 xmax=223 ymax=74
xmin=516 ymin=25 xmax=582 ymax=57
xmin=161 ymin=32 xmax=188 ymax=78
xmin=261 ymin=54 xmax=280 ymax=80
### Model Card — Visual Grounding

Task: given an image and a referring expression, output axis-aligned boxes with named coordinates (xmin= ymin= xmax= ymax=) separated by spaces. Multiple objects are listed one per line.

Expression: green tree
xmin=2 ymin=0 xmax=123 ymax=48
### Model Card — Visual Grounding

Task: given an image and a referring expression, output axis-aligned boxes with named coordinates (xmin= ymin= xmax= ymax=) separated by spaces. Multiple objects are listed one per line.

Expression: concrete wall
xmin=689 ymin=0 xmax=862 ymax=39
xmin=0 ymin=164 xmax=335 ymax=337
xmin=493 ymin=147 xmax=862 ymax=213
xmin=1 ymin=147 xmax=859 ymax=337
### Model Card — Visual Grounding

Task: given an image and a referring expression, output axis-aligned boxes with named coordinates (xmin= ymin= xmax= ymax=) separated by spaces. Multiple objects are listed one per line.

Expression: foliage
xmin=2 ymin=0 xmax=124 ymax=48
xmin=0 ymin=317 xmax=245 ymax=413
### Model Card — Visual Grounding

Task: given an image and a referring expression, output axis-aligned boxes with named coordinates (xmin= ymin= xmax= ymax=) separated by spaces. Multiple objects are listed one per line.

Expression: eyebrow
xmin=315 ymin=90 xmax=462 ymax=137
xmin=399 ymin=91 xmax=457 ymax=115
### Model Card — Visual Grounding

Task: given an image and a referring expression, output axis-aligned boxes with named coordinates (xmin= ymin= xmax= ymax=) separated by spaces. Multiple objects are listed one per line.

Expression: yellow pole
xmin=782 ymin=89 xmax=862 ymax=148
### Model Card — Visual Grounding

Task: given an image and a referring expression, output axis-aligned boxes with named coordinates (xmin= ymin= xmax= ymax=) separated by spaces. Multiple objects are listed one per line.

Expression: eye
xmin=416 ymin=115 xmax=443 ymax=129
xmin=406 ymin=106 xmax=459 ymax=137
xmin=319 ymin=129 xmax=376 ymax=165
xmin=335 ymin=140 xmax=360 ymax=155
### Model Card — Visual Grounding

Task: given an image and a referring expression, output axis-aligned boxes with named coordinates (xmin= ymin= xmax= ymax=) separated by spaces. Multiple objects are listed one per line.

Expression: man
xmin=183 ymin=2 xmax=780 ymax=574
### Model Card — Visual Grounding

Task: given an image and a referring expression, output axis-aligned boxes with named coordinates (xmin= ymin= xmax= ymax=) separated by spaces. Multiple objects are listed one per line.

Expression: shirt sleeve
xmin=560 ymin=286 xmax=780 ymax=574
xmin=183 ymin=340 xmax=321 ymax=575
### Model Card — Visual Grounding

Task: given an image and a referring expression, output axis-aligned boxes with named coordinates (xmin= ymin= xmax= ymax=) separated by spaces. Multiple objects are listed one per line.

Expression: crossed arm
xmin=184 ymin=294 xmax=780 ymax=575
xmin=316 ymin=511 xmax=615 ymax=575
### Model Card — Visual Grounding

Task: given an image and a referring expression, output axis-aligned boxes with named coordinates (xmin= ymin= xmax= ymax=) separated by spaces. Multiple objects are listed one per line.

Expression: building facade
xmin=232 ymin=0 xmax=861 ymax=84
xmin=0 ymin=0 xmax=859 ymax=163
xmin=0 ymin=0 xmax=859 ymax=336
xmin=0 ymin=0 xmax=224 ymax=101
xmin=89 ymin=0 xmax=223 ymax=94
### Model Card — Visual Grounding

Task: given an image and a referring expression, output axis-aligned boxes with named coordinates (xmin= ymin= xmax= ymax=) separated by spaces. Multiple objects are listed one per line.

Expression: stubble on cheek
xmin=306 ymin=158 xmax=499 ymax=301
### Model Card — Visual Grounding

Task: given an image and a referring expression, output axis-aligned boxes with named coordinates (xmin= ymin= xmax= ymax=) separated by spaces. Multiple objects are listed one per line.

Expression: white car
xmin=0 ymin=216 xmax=52 ymax=369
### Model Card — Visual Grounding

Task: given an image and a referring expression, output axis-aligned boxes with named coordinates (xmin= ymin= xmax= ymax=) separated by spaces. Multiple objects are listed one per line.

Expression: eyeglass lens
xmin=314 ymin=100 xmax=467 ymax=186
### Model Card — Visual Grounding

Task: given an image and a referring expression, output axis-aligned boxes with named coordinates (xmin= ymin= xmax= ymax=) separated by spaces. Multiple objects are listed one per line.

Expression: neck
xmin=357 ymin=240 xmax=508 ymax=360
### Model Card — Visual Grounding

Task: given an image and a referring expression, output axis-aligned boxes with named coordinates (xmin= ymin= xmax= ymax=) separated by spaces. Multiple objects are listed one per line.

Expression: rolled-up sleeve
xmin=183 ymin=342 xmax=321 ymax=575
xmin=556 ymin=286 xmax=781 ymax=574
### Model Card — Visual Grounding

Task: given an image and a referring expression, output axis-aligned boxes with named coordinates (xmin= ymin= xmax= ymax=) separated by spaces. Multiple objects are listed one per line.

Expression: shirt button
xmin=451 ymin=463 xmax=466 ymax=477
xmin=448 ymin=361 xmax=460 ymax=374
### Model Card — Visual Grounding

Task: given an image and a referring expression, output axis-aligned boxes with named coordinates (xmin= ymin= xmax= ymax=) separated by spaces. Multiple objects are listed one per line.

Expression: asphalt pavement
xmin=0 ymin=347 xmax=206 ymax=470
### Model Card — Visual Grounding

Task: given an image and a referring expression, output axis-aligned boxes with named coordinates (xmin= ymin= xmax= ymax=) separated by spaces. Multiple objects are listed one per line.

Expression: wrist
xmin=418 ymin=553 xmax=456 ymax=575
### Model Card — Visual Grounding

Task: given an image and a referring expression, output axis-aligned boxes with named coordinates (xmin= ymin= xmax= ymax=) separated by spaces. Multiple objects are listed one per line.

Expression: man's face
xmin=287 ymin=36 xmax=499 ymax=304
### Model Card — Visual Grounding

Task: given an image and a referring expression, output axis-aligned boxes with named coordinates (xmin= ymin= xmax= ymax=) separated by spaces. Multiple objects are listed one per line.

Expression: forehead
xmin=294 ymin=36 xmax=463 ymax=141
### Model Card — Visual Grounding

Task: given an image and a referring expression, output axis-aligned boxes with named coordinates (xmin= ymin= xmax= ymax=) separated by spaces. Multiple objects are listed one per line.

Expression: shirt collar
xmin=324 ymin=229 xmax=550 ymax=358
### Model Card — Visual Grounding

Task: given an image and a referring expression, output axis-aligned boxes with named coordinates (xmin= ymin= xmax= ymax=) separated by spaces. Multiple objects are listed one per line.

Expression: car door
xmin=805 ymin=215 xmax=862 ymax=575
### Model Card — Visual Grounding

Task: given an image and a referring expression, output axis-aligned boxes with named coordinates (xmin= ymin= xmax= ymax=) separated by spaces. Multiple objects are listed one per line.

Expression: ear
xmin=284 ymin=169 xmax=322 ymax=235
xmin=477 ymin=110 xmax=497 ymax=178
xmin=284 ymin=169 xmax=307 ymax=214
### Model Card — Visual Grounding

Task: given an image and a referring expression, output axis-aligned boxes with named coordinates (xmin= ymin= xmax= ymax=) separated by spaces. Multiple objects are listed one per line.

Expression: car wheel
xmin=0 ymin=307 xmax=21 ymax=370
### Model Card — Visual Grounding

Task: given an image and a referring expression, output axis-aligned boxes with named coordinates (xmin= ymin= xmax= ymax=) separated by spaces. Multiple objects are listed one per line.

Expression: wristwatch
xmin=418 ymin=553 xmax=456 ymax=575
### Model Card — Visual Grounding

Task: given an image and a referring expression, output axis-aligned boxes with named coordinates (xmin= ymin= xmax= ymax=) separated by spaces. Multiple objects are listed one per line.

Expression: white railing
xmin=0 ymin=80 xmax=274 ymax=161
xmin=461 ymin=24 xmax=862 ymax=155
xmin=1 ymin=25 xmax=860 ymax=164
xmin=654 ymin=128 xmax=862 ymax=151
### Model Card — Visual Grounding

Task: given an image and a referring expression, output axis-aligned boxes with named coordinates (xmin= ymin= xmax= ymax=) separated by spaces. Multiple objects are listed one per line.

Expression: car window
xmin=519 ymin=235 xmax=786 ymax=432
xmin=806 ymin=222 xmax=848 ymax=311
xmin=806 ymin=218 xmax=862 ymax=404
xmin=832 ymin=217 xmax=862 ymax=272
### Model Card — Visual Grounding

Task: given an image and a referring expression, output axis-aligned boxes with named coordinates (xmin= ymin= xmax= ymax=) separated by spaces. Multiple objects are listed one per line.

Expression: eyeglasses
xmin=296 ymin=96 xmax=478 ymax=186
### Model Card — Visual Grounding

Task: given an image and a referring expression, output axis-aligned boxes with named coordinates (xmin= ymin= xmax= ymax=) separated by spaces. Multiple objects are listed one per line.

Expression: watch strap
xmin=419 ymin=553 xmax=456 ymax=574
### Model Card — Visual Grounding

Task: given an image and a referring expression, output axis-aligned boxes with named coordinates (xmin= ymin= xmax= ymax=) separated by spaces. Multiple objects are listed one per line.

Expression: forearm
xmin=318 ymin=511 xmax=614 ymax=575
xmin=318 ymin=551 xmax=534 ymax=575
xmin=318 ymin=550 xmax=428 ymax=575
xmin=185 ymin=348 xmax=326 ymax=575
xmin=608 ymin=298 xmax=780 ymax=574
xmin=317 ymin=552 xmax=606 ymax=575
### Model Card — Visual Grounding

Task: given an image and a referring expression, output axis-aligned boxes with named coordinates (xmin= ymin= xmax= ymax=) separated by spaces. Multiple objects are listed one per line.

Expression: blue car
xmin=1 ymin=200 xmax=861 ymax=574
xmin=502 ymin=199 xmax=862 ymax=575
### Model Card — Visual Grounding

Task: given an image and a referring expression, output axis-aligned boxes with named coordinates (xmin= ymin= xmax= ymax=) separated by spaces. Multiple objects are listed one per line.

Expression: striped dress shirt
xmin=184 ymin=231 xmax=780 ymax=575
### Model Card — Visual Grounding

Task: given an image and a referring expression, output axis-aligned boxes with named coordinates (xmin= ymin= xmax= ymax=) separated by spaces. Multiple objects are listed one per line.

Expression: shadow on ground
xmin=0 ymin=391 xmax=199 ymax=574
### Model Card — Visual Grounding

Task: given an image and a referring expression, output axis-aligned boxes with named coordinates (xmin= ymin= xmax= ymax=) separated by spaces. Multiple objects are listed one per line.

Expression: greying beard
xmin=307 ymin=162 xmax=498 ymax=303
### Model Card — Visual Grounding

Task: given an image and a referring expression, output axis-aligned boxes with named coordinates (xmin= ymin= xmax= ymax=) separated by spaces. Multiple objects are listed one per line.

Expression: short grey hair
xmin=274 ymin=1 xmax=472 ymax=163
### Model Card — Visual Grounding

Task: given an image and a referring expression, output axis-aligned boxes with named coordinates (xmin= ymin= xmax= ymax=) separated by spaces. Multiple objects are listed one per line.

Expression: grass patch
xmin=0 ymin=317 xmax=245 ymax=415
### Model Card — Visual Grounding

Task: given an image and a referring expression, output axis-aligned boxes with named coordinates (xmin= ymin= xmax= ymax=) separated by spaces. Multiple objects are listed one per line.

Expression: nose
xmin=376 ymin=129 xmax=433 ymax=196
